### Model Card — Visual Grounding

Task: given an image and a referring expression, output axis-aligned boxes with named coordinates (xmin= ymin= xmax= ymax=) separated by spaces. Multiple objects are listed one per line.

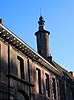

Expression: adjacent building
xmin=0 ymin=16 xmax=74 ymax=100
xmin=52 ymin=61 xmax=74 ymax=100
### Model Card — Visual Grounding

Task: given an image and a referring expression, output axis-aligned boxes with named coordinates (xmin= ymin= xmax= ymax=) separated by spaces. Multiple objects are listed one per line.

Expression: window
xmin=38 ymin=33 xmax=41 ymax=38
xmin=36 ymin=68 xmax=41 ymax=94
xmin=17 ymin=56 xmax=24 ymax=79
xmin=57 ymin=81 xmax=60 ymax=100
xmin=27 ymin=59 xmax=32 ymax=83
xmin=45 ymin=73 xmax=50 ymax=97
xmin=40 ymin=33 xmax=41 ymax=38
xmin=52 ymin=78 xmax=56 ymax=99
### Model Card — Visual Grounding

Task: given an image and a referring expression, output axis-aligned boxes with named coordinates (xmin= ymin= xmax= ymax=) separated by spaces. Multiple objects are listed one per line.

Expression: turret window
xmin=40 ymin=34 xmax=41 ymax=38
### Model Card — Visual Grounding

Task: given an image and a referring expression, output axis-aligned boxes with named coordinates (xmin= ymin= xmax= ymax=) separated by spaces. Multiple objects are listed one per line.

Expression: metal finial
xmin=40 ymin=8 xmax=42 ymax=16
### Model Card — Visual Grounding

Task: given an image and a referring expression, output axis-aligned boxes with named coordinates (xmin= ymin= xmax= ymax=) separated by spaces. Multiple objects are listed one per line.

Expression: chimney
xmin=70 ymin=71 xmax=74 ymax=77
xmin=0 ymin=19 xmax=4 ymax=24
xmin=47 ymin=54 xmax=53 ymax=64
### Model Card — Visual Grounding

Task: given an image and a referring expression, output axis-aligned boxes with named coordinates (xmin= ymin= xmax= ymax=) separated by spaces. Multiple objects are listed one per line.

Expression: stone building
xmin=52 ymin=61 xmax=74 ymax=100
xmin=0 ymin=17 xmax=60 ymax=100
xmin=0 ymin=16 xmax=74 ymax=100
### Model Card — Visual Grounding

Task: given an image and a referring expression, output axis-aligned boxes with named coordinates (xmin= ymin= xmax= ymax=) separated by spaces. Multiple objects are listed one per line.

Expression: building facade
xmin=0 ymin=16 xmax=74 ymax=100
xmin=52 ymin=61 xmax=74 ymax=100
xmin=0 ymin=18 xmax=60 ymax=100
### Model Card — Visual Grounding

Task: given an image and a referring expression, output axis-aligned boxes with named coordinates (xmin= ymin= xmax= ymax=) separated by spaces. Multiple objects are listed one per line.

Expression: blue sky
xmin=0 ymin=0 xmax=74 ymax=72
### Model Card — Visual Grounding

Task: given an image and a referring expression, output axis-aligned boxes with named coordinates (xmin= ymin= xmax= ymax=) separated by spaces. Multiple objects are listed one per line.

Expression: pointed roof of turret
xmin=38 ymin=15 xmax=45 ymax=30
xmin=35 ymin=16 xmax=50 ymax=35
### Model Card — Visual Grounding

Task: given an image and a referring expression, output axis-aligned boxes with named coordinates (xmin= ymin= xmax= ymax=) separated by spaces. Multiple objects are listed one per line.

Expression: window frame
xmin=36 ymin=68 xmax=41 ymax=94
xmin=17 ymin=56 xmax=24 ymax=79
xmin=52 ymin=78 xmax=56 ymax=99
xmin=45 ymin=73 xmax=50 ymax=97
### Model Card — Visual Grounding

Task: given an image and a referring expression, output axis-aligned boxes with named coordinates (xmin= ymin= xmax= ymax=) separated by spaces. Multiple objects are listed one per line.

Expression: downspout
xmin=8 ymin=44 xmax=10 ymax=99
xmin=64 ymin=80 xmax=67 ymax=100
xmin=28 ymin=59 xmax=31 ymax=100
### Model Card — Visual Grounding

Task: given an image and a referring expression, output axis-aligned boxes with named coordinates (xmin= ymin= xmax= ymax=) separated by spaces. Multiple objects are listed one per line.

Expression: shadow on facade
xmin=17 ymin=90 xmax=29 ymax=100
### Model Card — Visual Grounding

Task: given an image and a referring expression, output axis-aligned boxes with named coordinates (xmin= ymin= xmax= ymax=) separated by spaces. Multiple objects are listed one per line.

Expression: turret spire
xmin=38 ymin=16 xmax=45 ymax=30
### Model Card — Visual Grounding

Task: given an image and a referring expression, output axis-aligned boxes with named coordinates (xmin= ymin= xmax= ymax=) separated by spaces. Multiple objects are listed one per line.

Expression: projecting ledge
xmin=6 ymin=74 xmax=35 ymax=87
